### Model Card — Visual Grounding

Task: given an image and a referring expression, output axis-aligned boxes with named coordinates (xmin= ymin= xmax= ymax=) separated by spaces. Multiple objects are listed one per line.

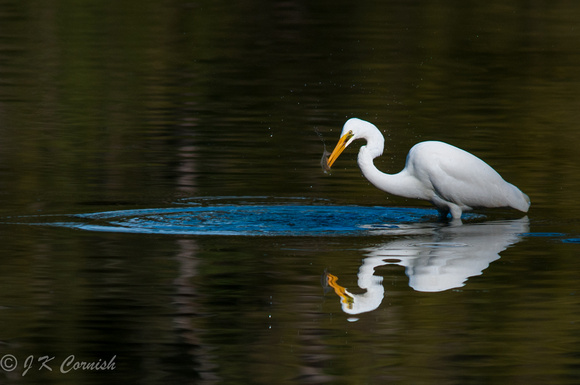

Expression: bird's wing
xmin=409 ymin=142 xmax=518 ymax=209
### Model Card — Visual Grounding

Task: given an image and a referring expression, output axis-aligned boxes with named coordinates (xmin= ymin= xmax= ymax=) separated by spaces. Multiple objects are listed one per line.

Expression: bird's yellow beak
xmin=326 ymin=130 xmax=354 ymax=169
xmin=326 ymin=272 xmax=354 ymax=308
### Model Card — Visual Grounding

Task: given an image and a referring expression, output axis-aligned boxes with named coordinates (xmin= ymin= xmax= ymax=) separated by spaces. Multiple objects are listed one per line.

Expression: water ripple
xmin=39 ymin=205 xmax=440 ymax=236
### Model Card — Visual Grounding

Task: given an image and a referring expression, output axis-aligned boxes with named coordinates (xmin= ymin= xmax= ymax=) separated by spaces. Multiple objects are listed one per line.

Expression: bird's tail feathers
xmin=510 ymin=186 xmax=531 ymax=213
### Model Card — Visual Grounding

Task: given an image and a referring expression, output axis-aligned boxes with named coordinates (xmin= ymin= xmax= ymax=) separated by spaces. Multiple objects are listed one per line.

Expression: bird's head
xmin=326 ymin=118 xmax=383 ymax=169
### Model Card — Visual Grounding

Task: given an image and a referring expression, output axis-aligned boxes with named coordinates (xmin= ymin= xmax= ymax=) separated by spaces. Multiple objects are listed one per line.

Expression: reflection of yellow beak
xmin=326 ymin=272 xmax=354 ymax=308
xmin=326 ymin=131 xmax=354 ymax=169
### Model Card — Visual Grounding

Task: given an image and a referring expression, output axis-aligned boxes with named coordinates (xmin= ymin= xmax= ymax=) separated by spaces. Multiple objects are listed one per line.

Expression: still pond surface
xmin=0 ymin=0 xmax=579 ymax=384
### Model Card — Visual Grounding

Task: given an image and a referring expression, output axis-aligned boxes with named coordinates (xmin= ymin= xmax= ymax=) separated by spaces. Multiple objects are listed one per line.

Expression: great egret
xmin=325 ymin=118 xmax=530 ymax=219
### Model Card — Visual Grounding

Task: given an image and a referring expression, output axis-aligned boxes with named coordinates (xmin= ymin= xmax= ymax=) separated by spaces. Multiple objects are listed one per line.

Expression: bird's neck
xmin=358 ymin=146 xmax=426 ymax=200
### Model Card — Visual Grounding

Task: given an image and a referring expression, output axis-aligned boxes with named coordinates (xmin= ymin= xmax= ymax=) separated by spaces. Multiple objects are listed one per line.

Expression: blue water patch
xmin=522 ymin=232 xmax=566 ymax=237
xmin=43 ymin=205 xmax=439 ymax=236
xmin=562 ymin=238 xmax=580 ymax=244
xmin=520 ymin=232 xmax=580 ymax=243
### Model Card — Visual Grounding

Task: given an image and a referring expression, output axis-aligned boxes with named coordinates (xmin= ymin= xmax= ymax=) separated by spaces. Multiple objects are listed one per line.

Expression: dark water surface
xmin=1 ymin=1 xmax=580 ymax=384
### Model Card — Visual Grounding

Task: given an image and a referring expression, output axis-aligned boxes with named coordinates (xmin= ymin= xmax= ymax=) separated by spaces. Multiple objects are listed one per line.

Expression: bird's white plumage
xmin=327 ymin=118 xmax=530 ymax=219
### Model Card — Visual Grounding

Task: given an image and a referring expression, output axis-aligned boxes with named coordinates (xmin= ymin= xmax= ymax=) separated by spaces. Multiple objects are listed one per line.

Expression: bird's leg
xmin=449 ymin=204 xmax=463 ymax=220
xmin=434 ymin=200 xmax=463 ymax=220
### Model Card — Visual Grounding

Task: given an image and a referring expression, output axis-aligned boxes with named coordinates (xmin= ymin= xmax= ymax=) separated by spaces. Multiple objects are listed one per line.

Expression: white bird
xmin=325 ymin=118 xmax=530 ymax=219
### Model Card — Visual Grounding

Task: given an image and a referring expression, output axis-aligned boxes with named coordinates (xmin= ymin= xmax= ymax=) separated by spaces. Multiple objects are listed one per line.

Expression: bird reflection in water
xmin=325 ymin=217 xmax=529 ymax=316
